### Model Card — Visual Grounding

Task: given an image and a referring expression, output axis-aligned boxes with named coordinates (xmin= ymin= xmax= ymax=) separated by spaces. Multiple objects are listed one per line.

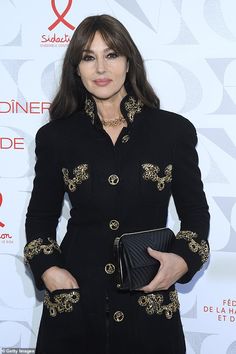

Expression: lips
xmin=93 ymin=78 xmax=112 ymax=86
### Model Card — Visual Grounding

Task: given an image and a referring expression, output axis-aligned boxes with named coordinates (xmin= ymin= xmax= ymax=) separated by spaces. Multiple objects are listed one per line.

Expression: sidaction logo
xmin=40 ymin=0 xmax=75 ymax=47
xmin=0 ymin=233 xmax=13 ymax=240
xmin=0 ymin=193 xmax=13 ymax=243
xmin=0 ymin=193 xmax=5 ymax=228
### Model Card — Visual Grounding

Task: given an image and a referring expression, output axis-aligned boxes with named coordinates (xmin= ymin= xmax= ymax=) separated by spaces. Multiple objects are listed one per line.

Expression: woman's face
xmin=78 ymin=31 xmax=129 ymax=101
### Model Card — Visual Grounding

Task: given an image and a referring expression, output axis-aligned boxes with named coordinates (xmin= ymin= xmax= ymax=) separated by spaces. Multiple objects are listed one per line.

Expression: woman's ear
xmin=77 ymin=66 xmax=80 ymax=76
xmin=126 ymin=60 xmax=129 ymax=73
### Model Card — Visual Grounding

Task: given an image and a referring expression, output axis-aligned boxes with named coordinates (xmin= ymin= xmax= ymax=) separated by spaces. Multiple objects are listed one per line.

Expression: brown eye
xmin=82 ymin=55 xmax=95 ymax=61
xmin=107 ymin=52 xmax=119 ymax=59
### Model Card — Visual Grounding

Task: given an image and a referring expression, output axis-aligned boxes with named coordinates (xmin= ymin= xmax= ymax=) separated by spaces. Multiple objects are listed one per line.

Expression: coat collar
xmin=83 ymin=83 xmax=144 ymax=127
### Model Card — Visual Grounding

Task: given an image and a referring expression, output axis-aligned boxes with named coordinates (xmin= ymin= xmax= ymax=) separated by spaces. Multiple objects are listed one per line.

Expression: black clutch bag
xmin=113 ymin=227 xmax=174 ymax=291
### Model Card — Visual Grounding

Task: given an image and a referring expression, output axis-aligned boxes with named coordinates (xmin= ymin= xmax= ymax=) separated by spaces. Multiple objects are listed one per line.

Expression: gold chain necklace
xmin=100 ymin=115 xmax=126 ymax=127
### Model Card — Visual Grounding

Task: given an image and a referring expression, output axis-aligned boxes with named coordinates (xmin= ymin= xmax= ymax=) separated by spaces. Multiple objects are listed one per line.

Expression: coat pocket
xmin=62 ymin=164 xmax=89 ymax=192
xmin=61 ymin=162 xmax=93 ymax=205
xmin=139 ymin=162 xmax=173 ymax=204
xmin=44 ymin=288 xmax=80 ymax=317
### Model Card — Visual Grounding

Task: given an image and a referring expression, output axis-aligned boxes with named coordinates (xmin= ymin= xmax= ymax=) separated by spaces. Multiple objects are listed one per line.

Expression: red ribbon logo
xmin=48 ymin=0 xmax=75 ymax=31
xmin=0 ymin=193 xmax=5 ymax=228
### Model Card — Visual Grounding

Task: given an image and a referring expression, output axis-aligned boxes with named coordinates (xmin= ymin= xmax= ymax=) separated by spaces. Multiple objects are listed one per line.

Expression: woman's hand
xmin=41 ymin=266 xmax=79 ymax=293
xmin=140 ymin=247 xmax=188 ymax=293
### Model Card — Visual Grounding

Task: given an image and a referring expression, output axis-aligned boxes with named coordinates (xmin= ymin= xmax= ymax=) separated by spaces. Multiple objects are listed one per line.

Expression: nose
xmin=96 ymin=56 xmax=106 ymax=74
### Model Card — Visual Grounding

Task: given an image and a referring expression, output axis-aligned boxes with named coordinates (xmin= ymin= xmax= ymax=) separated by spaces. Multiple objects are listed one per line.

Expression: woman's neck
xmin=94 ymin=90 xmax=127 ymax=122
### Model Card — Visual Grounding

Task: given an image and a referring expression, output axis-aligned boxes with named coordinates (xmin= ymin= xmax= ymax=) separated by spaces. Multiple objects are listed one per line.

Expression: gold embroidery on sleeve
xmin=24 ymin=237 xmax=61 ymax=264
xmin=125 ymin=97 xmax=143 ymax=122
xmin=44 ymin=290 xmax=80 ymax=317
xmin=176 ymin=231 xmax=209 ymax=263
xmin=62 ymin=164 xmax=89 ymax=192
xmin=142 ymin=164 xmax=172 ymax=191
xmin=138 ymin=290 xmax=179 ymax=319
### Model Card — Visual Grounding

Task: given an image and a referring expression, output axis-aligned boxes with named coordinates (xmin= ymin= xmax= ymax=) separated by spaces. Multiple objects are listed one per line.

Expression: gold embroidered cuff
xmin=176 ymin=230 xmax=209 ymax=263
xmin=44 ymin=290 xmax=80 ymax=317
xmin=138 ymin=290 xmax=179 ymax=319
xmin=24 ymin=237 xmax=61 ymax=264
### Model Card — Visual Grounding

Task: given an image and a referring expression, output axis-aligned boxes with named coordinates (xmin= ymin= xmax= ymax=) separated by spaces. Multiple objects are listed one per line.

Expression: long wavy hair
xmin=50 ymin=14 xmax=160 ymax=121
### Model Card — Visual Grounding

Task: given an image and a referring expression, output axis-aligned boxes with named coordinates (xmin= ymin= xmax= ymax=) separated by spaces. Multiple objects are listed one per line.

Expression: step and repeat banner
xmin=0 ymin=0 xmax=236 ymax=353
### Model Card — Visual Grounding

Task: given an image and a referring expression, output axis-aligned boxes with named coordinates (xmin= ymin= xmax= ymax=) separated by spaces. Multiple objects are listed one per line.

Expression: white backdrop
xmin=0 ymin=0 xmax=236 ymax=353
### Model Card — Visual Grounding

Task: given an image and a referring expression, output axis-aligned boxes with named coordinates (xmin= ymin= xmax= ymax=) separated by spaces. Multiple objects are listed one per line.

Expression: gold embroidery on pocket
xmin=142 ymin=164 xmax=172 ymax=191
xmin=138 ymin=290 xmax=179 ymax=319
xmin=176 ymin=231 xmax=209 ymax=263
xmin=62 ymin=164 xmax=89 ymax=192
xmin=44 ymin=290 xmax=80 ymax=317
xmin=24 ymin=237 xmax=61 ymax=264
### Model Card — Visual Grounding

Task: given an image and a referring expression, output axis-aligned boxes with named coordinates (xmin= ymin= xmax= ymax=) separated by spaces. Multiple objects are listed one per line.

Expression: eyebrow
xmin=82 ymin=48 xmax=113 ymax=54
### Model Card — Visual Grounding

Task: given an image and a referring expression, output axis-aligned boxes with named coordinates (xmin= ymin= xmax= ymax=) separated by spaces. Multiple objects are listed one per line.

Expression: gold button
xmin=108 ymin=174 xmax=119 ymax=186
xmin=105 ymin=263 xmax=115 ymax=274
xmin=109 ymin=219 xmax=119 ymax=230
xmin=113 ymin=311 xmax=125 ymax=322
xmin=122 ymin=135 xmax=130 ymax=143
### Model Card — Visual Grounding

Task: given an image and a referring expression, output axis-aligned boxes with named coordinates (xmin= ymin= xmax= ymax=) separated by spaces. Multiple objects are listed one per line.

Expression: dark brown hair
xmin=50 ymin=14 xmax=160 ymax=121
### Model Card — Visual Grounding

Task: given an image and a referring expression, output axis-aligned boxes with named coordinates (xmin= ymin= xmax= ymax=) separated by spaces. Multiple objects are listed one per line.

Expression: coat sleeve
xmin=170 ymin=118 xmax=210 ymax=283
xmin=24 ymin=124 xmax=65 ymax=290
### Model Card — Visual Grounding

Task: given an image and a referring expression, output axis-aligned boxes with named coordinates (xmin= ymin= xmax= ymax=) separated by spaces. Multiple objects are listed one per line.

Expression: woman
xmin=24 ymin=14 xmax=210 ymax=354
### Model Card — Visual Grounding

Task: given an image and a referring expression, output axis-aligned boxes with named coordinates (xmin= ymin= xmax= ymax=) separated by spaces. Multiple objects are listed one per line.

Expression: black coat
xmin=24 ymin=92 xmax=210 ymax=354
